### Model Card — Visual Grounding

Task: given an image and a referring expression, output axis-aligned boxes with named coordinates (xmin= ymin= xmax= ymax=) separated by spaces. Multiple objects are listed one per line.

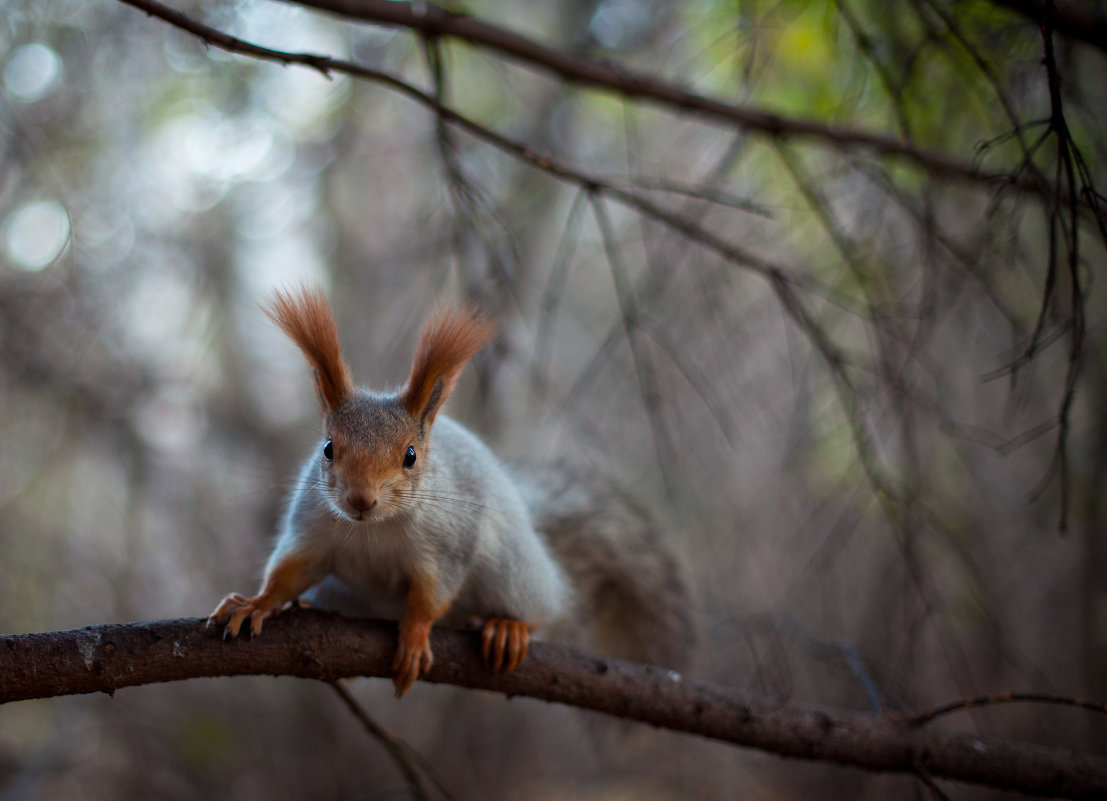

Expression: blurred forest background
xmin=1 ymin=0 xmax=1105 ymax=798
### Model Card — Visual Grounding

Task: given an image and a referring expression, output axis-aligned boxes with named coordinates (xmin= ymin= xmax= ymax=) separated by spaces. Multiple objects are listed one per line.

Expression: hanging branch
xmin=326 ymin=680 xmax=453 ymax=801
xmin=1016 ymin=6 xmax=1092 ymax=533
xmin=3 ymin=612 xmax=1107 ymax=800
xmin=276 ymin=0 xmax=1063 ymax=192
xmin=118 ymin=0 xmax=1053 ymax=196
xmin=988 ymin=0 xmax=1107 ymax=54
xmin=909 ymin=692 xmax=1107 ymax=727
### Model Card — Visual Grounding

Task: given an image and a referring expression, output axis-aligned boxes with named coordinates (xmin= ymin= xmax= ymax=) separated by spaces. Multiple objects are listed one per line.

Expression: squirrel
xmin=209 ymin=286 xmax=693 ymax=696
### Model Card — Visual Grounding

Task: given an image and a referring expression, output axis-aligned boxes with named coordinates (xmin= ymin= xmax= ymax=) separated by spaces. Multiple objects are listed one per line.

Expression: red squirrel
xmin=210 ymin=286 xmax=693 ymax=696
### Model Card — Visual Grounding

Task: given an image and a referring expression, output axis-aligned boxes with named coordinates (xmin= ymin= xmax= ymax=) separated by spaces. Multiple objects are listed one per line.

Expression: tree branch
xmin=111 ymin=0 xmax=837 ymax=319
xmin=989 ymin=0 xmax=1107 ymax=55
xmin=281 ymin=0 xmax=1020 ymax=186
xmin=2 ymin=612 xmax=1106 ymax=799
xmin=118 ymin=0 xmax=1049 ymax=193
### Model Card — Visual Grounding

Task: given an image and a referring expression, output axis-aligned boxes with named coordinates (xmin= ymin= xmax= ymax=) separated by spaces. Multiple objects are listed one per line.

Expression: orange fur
xmin=393 ymin=572 xmax=450 ymax=696
xmin=402 ymin=307 xmax=496 ymax=426
xmin=265 ymin=286 xmax=354 ymax=413
xmin=210 ymin=551 xmax=319 ymax=637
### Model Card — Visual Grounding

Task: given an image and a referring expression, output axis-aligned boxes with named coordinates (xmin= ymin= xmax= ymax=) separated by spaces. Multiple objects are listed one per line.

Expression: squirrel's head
xmin=265 ymin=286 xmax=495 ymax=523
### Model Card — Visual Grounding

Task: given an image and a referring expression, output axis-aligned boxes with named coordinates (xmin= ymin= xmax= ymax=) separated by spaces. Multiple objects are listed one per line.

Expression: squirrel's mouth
xmin=333 ymin=500 xmax=391 ymax=524
xmin=330 ymin=490 xmax=384 ymax=522
xmin=338 ymin=509 xmax=370 ymax=523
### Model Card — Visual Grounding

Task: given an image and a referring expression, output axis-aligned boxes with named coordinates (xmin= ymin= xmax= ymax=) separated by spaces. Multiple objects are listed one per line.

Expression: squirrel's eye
xmin=322 ymin=440 xmax=334 ymax=462
xmin=403 ymin=446 xmax=417 ymax=469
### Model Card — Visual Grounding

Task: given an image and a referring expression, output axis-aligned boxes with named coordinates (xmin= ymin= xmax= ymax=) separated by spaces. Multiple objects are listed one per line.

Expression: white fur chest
xmin=326 ymin=516 xmax=424 ymax=594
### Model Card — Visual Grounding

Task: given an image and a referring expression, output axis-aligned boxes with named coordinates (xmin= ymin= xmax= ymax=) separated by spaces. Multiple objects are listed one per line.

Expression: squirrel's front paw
xmin=208 ymin=593 xmax=277 ymax=639
xmin=481 ymin=618 xmax=530 ymax=673
xmin=392 ymin=632 xmax=433 ymax=698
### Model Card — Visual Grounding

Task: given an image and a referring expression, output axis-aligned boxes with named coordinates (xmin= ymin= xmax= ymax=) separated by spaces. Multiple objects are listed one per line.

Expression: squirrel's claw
xmin=481 ymin=619 xmax=530 ymax=673
xmin=208 ymin=592 xmax=276 ymax=639
xmin=392 ymin=634 xmax=433 ymax=698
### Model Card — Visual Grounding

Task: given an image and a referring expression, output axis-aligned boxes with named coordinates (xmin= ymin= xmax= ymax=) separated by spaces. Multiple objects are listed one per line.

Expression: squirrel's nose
xmin=347 ymin=492 xmax=378 ymax=512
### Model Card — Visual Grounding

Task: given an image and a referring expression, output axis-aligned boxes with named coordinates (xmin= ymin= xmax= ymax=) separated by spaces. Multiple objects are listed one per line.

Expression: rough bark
xmin=2 ymin=611 xmax=1105 ymax=799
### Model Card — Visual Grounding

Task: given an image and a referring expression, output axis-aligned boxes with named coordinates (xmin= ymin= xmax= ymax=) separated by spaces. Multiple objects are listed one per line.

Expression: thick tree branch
xmin=2 ymin=612 xmax=1106 ymax=799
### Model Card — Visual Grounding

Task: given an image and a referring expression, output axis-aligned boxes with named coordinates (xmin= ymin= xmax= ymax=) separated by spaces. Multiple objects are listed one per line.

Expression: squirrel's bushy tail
xmin=518 ymin=464 xmax=695 ymax=672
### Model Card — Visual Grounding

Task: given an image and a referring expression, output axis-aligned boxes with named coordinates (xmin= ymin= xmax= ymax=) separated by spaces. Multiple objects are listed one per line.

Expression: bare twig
xmin=915 ymin=761 xmax=955 ymax=801
xmin=113 ymin=0 xmax=791 ymax=286
xmin=1022 ymin=9 xmax=1092 ymax=533
xmin=910 ymin=692 xmax=1107 ymax=727
xmin=278 ymin=0 xmax=1042 ymax=191
xmin=115 ymin=0 xmax=1082 ymax=205
xmin=3 ymin=613 xmax=1107 ymax=799
xmin=589 ymin=192 xmax=676 ymax=495
xmin=530 ymin=188 xmax=588 ymax=401
xmin=326 ymin=680 xmax=454 ymax=801
xmin=602 ymin=176 xmax=773 ymax=218
xmin=988 ymin=0 xmax=1107 ymax=54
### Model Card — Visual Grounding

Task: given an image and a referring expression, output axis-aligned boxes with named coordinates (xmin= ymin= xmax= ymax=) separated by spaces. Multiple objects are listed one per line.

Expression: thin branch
xmin=915 ymin=759 xmax=956 ymax=801
xmin=118 ymin=0 xmax=1062 ymax=198
xmin=637 ymin=322 xmax=738 ymax=449
xmin=601 ymin=176 xmax=774 ymax=218
xmin=910 ymin=692 xmax=1107 ymax=727
xmin=118 ymin=0 xmax=338 ymax=76
xmin=3 ymin=613 xmax=1107 ymax=799
xmin=327 ymin=680 xmax=449 ymax=801
xmin=421 ymin=34 xmax=520 ymax=308
xmin=531 ymin=187 xmax=588 ymax=400
xmin=113 ymin=0 xmax=786 ymax=286
xmin=834 ymin=0 xmax=915 ymax=141
xmin=921 ymin=0 xmax=1041 ymax=165
xmin=1028 ymin=8 xmax=1091 ymax=533
xmin=279 ymin=0 xmax=1042 ymax=191
xmin=589 ymin=191 xmax=676 ymax=496
xmin=988 ymin=0 xmax=1107 ymax=54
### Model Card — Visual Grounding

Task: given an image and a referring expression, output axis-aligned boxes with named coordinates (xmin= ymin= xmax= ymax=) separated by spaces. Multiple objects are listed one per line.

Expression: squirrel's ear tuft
xmin=402 ymin=307 xmax=496 ymax=428
xmin=264 ymin=285 xmax=354 ymax=413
